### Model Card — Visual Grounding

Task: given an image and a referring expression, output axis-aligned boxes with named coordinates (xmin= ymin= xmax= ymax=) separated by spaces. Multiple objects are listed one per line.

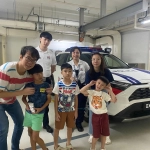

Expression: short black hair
xmin=40 ymin=32 xmax=52 ymax=41
xmin=61 ymin=63 xmax=72 ymax=71
xmin=28 ymin=64 xmax=43 ymax=75
xmin=97 ymin=76 xmax=109 ymax=85
xmin=70 ymin=46 xmax=82 ymax=55
xmin=20 ymin=46 xmax=40 ymax=60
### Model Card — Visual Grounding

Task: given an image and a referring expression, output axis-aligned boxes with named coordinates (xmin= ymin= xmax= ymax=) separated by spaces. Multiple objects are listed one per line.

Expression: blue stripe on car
xmin=112 ymin=72 xmax=141 ymax=84
xmin=133 ymin=68 xmax=150 ymax=74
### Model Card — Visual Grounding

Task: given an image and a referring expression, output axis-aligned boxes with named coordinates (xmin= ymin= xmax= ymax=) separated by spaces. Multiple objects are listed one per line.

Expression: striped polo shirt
xmin=0 ymin=62 xmax=33 ymax=104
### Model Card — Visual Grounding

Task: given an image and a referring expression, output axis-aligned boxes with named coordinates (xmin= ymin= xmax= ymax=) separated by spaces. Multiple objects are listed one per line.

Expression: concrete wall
xmin=121 ymin=30 xmax=150 ymax=70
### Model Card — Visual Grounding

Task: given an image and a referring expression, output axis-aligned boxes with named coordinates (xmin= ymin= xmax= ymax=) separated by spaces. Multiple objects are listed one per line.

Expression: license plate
xmin=144 ymin=103 xmax=150 ymax=110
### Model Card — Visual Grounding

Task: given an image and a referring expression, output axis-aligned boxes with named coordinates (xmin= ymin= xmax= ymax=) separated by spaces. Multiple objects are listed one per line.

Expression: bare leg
xmin=28 ymin=128 xmax=36 ymax=150
xmin=91 ymin=137 xmax=99 ymax=149
xmin=32 ymin=130 xmax=47 ymax=150
xmin=54 ymin=128 xmax=60 ymax=149
xmin=66 ymin=127 xmax=72 ymax=146
xmin=100 ymin=135 xmax=106 ymax=149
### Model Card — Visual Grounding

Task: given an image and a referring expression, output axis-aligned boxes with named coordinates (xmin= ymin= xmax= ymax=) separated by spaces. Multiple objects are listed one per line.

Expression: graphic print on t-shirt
xmin=91 ymin=96 xmax=102 ymax=109
xmin=58 ymin=81 xmax=77 ymax=112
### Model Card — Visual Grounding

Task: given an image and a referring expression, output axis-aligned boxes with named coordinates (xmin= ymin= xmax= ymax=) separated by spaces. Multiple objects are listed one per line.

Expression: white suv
xmin=53 ymin=47 xmax=150 ymax=121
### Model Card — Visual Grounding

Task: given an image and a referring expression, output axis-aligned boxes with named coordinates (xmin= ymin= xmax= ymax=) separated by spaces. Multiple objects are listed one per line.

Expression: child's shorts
xmin=55 ymin=111 xmax=75 ymax=129
xmin=23 ymin=111 xmax=44 ymax=131
xmin=92 ymin=113 xmax=110 ymax=138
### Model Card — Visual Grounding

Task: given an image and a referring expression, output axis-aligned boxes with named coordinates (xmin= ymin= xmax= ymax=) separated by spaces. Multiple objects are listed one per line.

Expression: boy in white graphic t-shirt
xmin=80 ymin=76 xmax=116 ymax=150
xmin=52 ymin=63 xmax=80 ymax=150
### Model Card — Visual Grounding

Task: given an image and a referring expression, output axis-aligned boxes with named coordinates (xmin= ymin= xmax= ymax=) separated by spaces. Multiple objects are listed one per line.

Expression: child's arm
xmin=34 ymin=94 xmax=51 ymax=114
xmin=74 ymin=95 xmax=78 ymax=119
xmin=106 ymin=85 xmax=117 ymax=103
xmin=22 ymin=95 xmax=30 ymax=111
xmin=109 ymin=90 xmax=117 ymax=103
xmin=54 ymin=94 xmax=60 ymax=121
xmin=80 ymin=80 xmax=96 ymax=96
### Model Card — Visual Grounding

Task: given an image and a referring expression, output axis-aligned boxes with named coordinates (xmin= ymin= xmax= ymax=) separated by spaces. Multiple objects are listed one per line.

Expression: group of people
xmin=0 ymin=31 xmax=116 ymax=150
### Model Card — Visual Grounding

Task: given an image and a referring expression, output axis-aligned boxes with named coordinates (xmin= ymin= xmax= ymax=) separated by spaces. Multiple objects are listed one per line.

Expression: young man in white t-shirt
xmin=36 ymin=32 xmax=57 ymax=133
xmin=80 ymin=76 xmax=116 ymax=150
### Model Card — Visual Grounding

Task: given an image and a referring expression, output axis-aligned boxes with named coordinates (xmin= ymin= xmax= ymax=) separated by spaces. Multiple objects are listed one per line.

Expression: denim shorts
xmin=23 ymin=111 xmax=44 ymax=131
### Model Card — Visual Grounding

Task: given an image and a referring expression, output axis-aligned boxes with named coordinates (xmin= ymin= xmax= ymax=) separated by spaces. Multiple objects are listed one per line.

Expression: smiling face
xmin=91 ymin=54 xmax=102 ymax=69
xmin=19 ymin=51 xmax=37 ymax=71
xmin=71 ymin=49 xmax=80 ymax=61
xmin=95 ymin=79 xmax=107 ymax=91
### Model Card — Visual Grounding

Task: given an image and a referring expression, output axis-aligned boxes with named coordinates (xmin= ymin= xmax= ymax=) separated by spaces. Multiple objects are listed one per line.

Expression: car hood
xmin=110 ymin=68 xmax=150 ymax=84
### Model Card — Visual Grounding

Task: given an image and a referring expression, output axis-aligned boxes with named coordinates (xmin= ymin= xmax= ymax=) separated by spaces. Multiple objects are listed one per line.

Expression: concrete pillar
xmin=100 ymin=0 xmax=106 ymax=18
xmin=2 ymin=36 xmax=6 ymax=64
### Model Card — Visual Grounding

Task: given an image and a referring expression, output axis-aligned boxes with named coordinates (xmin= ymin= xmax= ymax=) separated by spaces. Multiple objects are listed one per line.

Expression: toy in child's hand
xmin=28 ymin=103 xmax=35 ymax=113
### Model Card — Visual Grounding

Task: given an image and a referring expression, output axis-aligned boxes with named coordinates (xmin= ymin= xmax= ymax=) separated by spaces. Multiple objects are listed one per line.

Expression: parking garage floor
xmin=7 ymin=97 xmax=150 ymax=150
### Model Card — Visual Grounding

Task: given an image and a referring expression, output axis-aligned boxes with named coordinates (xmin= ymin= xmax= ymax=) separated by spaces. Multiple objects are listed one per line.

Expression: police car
xmin=54 ymin=47 xmax=150 ymax=122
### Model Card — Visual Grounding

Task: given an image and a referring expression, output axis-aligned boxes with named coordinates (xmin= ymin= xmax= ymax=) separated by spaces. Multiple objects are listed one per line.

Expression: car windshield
xmin=56 ymin=52 xmax=130 ymax=69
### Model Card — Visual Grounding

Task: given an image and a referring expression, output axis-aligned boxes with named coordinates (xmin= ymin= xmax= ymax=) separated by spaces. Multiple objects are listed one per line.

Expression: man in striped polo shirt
xmin=0 ymin=46 xmax=40 ymax=150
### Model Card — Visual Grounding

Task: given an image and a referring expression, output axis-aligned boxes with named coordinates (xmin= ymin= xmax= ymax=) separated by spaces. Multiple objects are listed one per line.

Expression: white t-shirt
xmin=87 ymin=90 xmax=111 ymax=114
xmin=68 ymin=59 xmax=89 ymax=84
xmin=52 ymin=80 xmax=80 ymax=112
xmin=36 ymin=46 xmax=57 ymax=77
xmin=0 ymin=62 xmax=33 ymax=104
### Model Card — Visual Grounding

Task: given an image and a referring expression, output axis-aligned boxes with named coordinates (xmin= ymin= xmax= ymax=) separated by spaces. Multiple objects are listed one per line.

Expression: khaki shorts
xmin=55 ymin=111 xmax=75 ymax=129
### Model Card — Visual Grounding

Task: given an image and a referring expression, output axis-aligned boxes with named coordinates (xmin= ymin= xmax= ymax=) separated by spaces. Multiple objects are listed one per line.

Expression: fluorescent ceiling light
xmin=59 ymin=40 xmax=76 ymax=44
xmin=141 ymin=19 xmax=150 ymax=24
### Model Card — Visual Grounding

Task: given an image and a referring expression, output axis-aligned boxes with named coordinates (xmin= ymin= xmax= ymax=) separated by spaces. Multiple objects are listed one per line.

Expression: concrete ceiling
xmin=1 ymin=0 xmax=150 ymax=39
xmin=0 ymin=0 xmax=141 ymax=26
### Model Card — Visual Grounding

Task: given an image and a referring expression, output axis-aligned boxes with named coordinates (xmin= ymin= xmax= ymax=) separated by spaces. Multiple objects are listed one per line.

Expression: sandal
xmin=54 ymin=145 xmax=66 ymax=150
xmin=66 ymin=144 xmax=75 ymax=150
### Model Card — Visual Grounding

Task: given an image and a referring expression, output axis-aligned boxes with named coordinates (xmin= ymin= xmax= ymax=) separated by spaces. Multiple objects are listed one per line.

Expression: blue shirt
xmin=25 ymin=82 xmax=50 ymax=114
xmin=85 ymin=68 xmax=114 ymax=89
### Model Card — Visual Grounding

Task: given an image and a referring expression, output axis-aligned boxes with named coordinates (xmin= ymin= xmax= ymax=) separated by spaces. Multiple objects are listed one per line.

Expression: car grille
xmin=129 ymin=88 xmax=150 ymax=101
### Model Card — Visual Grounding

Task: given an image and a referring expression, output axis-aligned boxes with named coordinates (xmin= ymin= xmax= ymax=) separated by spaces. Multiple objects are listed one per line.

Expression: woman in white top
xmin=68 ymin=47 xmax=89 ymax=132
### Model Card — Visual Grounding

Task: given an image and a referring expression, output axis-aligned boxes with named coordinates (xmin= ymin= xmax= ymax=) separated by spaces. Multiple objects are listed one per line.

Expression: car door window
xmin=80 ymin=53 xmax=91 ymax=65
xmin=56 ymin=53 xmax=69 ymax=66
xmin=104 ymin=55 xmax=129 ymax=68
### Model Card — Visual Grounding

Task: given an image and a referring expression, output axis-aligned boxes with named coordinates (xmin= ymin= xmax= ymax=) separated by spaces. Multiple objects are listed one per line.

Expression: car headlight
xmin=111 ymin=80 xmax=131 ymax=95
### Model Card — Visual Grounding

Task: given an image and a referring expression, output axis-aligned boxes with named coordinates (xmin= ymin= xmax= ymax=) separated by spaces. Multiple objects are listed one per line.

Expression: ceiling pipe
xmin=134 ymin=13 xmax=150 ymax=30
xmin=26 ymin=7 xmax=34 ymax=21
xmin=0 ymin=19 xmax=79 ymax=34
xmin=0 ymin=19 xmax=35 ymax=30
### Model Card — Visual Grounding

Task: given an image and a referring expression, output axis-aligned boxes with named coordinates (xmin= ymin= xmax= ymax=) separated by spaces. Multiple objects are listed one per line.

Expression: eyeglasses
xmin=25 ymin=56 xmax=37 ymax=63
